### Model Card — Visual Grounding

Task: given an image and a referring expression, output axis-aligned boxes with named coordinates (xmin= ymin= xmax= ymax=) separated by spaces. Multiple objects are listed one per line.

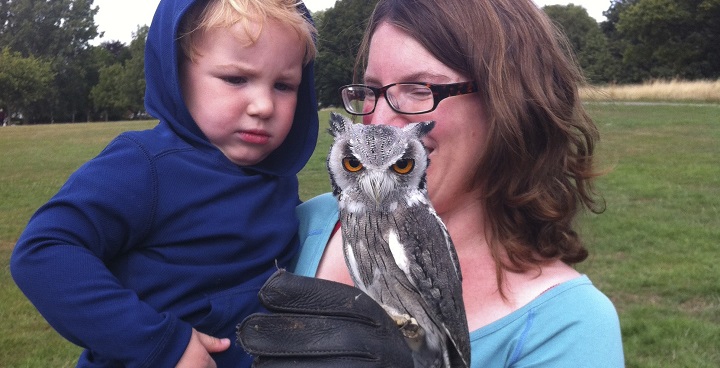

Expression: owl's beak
xmin=361 ymin=172 xmax=392 ymax=205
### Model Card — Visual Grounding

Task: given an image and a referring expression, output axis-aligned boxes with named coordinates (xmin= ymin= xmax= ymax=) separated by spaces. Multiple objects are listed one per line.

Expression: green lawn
xmin=578 ymin=103 xmax=720 ymax=367
xmin=1 ymin=105 xmax=718 ymax=367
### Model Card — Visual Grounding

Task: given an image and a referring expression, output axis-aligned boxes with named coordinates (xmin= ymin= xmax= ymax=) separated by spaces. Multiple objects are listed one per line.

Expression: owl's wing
xmin=390 ymin=199 xmax=470 ymax=365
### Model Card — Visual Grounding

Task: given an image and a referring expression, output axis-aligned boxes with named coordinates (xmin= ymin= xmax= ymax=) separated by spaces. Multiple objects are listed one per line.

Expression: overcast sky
xmin=92 ymin=0 xmax=608 ymax=45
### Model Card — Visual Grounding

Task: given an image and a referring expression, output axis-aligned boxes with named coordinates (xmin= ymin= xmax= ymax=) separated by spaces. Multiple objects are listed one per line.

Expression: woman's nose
xmin=364 ymin=96 xmax=409 ymax=127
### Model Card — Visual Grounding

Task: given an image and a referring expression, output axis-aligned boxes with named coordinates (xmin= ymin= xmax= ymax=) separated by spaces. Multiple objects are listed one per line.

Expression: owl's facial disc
xmin=359 ymin=171 xmax=394 ymax=205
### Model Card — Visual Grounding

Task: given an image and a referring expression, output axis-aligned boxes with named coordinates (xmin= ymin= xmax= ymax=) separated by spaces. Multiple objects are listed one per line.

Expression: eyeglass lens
xmin=341 ymin=81 xmax=477 ymax=116
xmin=343 ymin=84 xmax=435 ymax=115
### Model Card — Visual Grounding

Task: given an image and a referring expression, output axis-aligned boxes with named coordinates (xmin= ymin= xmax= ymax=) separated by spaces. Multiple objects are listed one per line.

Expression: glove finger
xmin=238 ymin=313 xmax=389 ymax=358
xmin=259 ymin=270 xmax=387 ymax=322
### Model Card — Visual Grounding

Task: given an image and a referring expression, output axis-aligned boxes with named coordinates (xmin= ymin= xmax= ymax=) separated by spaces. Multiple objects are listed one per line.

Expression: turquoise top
xmin=293 ymin=193 xmax=625 ymax=367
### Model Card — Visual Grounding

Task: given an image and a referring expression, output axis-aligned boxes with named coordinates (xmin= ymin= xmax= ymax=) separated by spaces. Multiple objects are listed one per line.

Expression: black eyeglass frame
xmin=339 ymin=81 xmax=479 ymax=115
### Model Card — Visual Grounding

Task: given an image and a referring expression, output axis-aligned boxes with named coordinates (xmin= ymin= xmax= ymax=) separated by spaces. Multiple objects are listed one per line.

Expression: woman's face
xmin=362 ymin=22 xmax=488 ymax=215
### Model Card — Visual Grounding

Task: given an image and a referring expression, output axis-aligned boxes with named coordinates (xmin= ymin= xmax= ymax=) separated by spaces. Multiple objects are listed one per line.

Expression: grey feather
xmin=326 ymin=112 xmax=470 ymax=367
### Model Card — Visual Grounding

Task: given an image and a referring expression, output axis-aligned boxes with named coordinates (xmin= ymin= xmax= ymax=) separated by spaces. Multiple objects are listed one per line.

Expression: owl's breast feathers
xmin=340 ymin=195 xmax=470 ymax=366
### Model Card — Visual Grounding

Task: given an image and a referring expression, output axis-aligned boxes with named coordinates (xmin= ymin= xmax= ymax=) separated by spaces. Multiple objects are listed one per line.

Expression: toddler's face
xmin=180 ymin=19 xmax=305 ymax=166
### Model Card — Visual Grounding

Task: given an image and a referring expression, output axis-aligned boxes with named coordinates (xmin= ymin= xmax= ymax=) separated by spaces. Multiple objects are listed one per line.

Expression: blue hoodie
xmin=10 ymin=0 xmax=318 ymax=366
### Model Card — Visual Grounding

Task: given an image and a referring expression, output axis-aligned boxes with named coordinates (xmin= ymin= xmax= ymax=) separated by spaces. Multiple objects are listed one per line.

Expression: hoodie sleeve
xmin=10 ymin=136 xmax=192 ymax=367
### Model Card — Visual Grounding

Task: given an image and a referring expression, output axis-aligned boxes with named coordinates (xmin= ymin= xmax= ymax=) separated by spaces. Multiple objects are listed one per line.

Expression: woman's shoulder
xmin=296 ymin=193 xmax=338 ymax=233
xmin=292 ymin=193 xmax=339 ymax=276
xmin=297 ymin=193 xmax=338 ymax=217
xmin=535 ymin=275 xmax=619 ymax=321
xmin=472 ymin=275 xmax=618 ymax=335
xmin=469 ymin=275 xmax=624 ymax=367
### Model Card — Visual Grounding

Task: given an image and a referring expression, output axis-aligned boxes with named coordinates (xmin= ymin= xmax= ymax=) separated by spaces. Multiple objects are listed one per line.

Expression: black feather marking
xmin=328 ymin=112 xmax=349 ymax=137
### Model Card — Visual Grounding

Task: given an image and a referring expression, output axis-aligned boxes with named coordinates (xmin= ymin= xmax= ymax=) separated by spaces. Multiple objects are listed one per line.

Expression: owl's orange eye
xmin=342 ymin=157 xmax=364 ymax=172
xmin=391 ymin=159 xmax=414 ymax=174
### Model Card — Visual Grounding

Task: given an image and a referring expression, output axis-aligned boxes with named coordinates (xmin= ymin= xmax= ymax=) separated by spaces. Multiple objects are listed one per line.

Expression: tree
xmin=123 ymin=26 xmax=148 ymax=117
xmin=617 ymin=0 xmax=719 ymax=80
xmin=314 ymin=0 xmax=379 ymax=107
xmin=597 ymin=0 xmax=720 ymax=82
xmin=91 ymin=63 xmax=128 ymax=121
xmin=0 ymin=48 xmax=55 ymax=124
xmin=580 ymin=27 xmax=617 ymax=84
xmin=97 ymin=41 xmax=132 ymax=65
xmin=0 ymin=0 xmax=100 ymax=122
xmin=90 ymin=26 xmax=147 ymax=120
xmin=51 ymin=0 xmax=102 ymax=122
xmin=0 ymin=0 xmax=99 ymax=58
xmin=544 ymin=5 xmax=597 ymax=54
xmin=600 ymin=0 xmax=641 ymax=82
xmin=697 ymin=0 xmax=720 ymax=76
xmin=543 ymin=4 xmax=615 ymax=83
xmin=601 ymin=0 xmax=640 ymax=35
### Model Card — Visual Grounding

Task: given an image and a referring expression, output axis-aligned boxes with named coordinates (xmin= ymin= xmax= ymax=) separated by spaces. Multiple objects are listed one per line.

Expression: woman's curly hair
xmin=357 ymin=0 xmax=605 ymax=294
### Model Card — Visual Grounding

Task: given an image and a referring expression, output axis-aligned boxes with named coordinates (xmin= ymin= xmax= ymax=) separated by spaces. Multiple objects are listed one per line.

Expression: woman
xmin=239 ymin=0 xmax=624 ymax=366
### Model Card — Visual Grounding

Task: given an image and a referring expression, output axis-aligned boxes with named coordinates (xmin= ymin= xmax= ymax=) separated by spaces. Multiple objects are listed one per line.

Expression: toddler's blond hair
xmin=180 ymin=0 xmax=316 ymax=65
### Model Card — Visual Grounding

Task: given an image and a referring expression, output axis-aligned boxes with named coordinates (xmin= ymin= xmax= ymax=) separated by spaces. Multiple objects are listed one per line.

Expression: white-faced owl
xmin=326 ymin=112 xmax=470 ymax=368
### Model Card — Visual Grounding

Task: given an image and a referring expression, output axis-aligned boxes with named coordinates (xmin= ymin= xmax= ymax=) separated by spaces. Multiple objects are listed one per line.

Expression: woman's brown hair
xmin=356 ymin=0 xmax=605 ymax=293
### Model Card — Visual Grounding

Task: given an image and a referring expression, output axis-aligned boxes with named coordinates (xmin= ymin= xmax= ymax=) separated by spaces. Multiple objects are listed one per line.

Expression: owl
xmin=326 ymin=112 xmax=470 ymax=368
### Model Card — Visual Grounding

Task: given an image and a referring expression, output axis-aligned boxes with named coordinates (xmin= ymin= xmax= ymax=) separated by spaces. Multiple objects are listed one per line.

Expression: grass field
xmin=1 ymin=103 xmax=719 ymax=367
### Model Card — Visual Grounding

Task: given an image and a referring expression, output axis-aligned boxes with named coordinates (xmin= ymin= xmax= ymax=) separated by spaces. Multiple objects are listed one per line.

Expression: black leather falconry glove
xmin=237 ymin=269 xmax=413 ymax=368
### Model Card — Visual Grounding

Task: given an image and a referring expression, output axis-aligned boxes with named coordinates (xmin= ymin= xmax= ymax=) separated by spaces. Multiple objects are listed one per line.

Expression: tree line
xmin=314 ymin=0 xmax=720 ymax=107
xmin=0 ymin=0 xmax=145 ymax=124
xmin=1 ymin=0 xmax=719 ymax=124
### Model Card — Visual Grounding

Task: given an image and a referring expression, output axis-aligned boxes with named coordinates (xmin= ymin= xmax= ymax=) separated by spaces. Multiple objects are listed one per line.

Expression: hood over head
xmin=144 ymin=0 xmax=318 ymax=176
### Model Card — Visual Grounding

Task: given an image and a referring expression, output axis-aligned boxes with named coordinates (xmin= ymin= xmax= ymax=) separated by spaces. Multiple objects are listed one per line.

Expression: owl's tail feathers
xmin=445 ymin=324 xmax=471 ymax=368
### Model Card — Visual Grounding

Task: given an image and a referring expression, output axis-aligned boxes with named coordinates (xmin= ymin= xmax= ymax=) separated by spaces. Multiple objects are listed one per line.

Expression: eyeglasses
xmin=339 ymin=81 xmax=478 ymax=115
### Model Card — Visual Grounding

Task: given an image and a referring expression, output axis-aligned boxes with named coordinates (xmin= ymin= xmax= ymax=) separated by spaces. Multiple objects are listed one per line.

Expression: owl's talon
xmin=393 ymin=315 xmax=425 ymax=348
xmin=392 ymin=314 xmax=412 ymax=327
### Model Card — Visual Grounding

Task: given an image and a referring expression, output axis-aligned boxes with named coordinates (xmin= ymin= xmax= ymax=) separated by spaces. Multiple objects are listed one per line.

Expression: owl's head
xmin=327 ymin=113 xmax=434 ymax=207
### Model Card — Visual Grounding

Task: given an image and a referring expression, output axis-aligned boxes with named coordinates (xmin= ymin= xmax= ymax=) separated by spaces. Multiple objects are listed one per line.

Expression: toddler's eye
xmin=275 ymin=83 xmax=297 ymax=92
xmin=342 ymin=157 xmax=364 ymax=172
xmin=222 ymin=76 xmax=247 ymax=85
